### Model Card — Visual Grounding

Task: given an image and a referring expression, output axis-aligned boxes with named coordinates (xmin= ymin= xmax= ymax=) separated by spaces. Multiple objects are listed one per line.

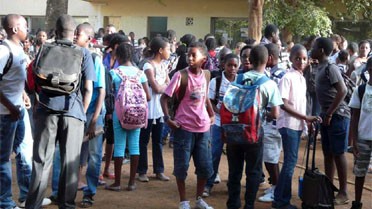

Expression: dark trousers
xmin=137 ymin=118 xmax=165 ymax=174
xmin=25 ymin=113 xmax=84 ymax=209
xmin=226 ymin=143 xmax=263 ymax=209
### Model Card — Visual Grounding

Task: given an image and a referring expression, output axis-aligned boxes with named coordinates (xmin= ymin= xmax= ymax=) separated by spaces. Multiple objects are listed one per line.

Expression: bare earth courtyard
xmin=11 ymin=140 xmax=372 ymax=209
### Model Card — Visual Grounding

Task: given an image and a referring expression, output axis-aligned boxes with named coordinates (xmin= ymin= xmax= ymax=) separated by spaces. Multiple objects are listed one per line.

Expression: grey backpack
xmin=33 ymin=40 xmax=83 ymax=95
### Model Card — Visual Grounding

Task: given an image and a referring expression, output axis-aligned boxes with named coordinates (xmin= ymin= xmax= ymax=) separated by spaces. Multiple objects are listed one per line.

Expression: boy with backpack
xmin=160 ymin=42 xmax=215 ymax=209
xmin=223 ymin=45 xmax=283 ymax=209
xmin=310 ymin=37 xmax=350 ymax=205
xmin=348 ymin=57 xmax=372 ymax=209
xmin=25 ymin=15 xmax=96 ymax=209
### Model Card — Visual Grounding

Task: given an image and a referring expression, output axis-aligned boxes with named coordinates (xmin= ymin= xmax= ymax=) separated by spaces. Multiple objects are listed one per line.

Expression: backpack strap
xmin=0 ymin=42 xmax=13 ymax=81
xmin=236 ymin=73 xmax=244 ymax=84
xmin=253 ymin=75 xmax=270 ymax=86
xmin=358 ymin=84 xmax=367 ymax=102
xmin=177 ymin=69 xmax=188 ymax=101
xmin=214 ymin=76 xmax=222 ymax=104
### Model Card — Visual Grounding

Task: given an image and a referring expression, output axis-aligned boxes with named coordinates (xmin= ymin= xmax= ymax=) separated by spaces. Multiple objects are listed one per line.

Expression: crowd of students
xmin=0 ymin=13 xmax=371 ymax=209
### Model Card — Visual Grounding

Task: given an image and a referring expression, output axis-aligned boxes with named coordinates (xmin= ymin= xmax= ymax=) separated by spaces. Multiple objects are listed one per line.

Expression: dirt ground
xmin=11 ymin=139 xmax=372 ymax=209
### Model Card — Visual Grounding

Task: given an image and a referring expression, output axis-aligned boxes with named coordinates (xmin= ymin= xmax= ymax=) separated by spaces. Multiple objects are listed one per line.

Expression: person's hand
xmin=167 ymin=119 xmax=180 ymax=130
xmin=209 ymin=115 xmax=215 ymax=125
xmin=86 ymin=121 xmax=97 ymax=140
xmin=9 ymin=105 xmax=21 ymax=121
xmin=305 ymin=116 xmax=322 ymax=123
xmin=23 ymin=94 xmax=31 ymax=109
xmin=323 ymin=115 xmax=332 ymax=126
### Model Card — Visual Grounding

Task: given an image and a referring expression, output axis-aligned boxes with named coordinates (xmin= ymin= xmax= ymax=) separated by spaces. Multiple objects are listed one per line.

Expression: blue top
xmin=37 ymin=47 xmax=96 ymax=121
xmin=87 ymin=53 xmax=106 ymax=114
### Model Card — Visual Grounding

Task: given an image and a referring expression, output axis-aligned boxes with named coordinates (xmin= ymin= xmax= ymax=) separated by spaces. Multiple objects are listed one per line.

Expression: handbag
xmin=301 ymin=122 xmax=338 ymax=209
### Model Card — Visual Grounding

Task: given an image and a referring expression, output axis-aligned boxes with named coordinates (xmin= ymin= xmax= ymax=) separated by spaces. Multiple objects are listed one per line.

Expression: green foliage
xmin=338 ymin=0 xmax=372 ymax=21
xmin=264 ymin=0 xmax=333 ymax=37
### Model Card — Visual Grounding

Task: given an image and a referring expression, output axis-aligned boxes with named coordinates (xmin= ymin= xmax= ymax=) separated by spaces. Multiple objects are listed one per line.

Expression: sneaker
xmin=214 ymin=173 xmax=221 ymax=184
xmin=259 ymin=181 xmax=270 ymax=190
xmin=19 ymin=198 xmax=52 ymax=208
xmin=48 ymin=195 xmax=59 ymax=205
xmin=137 ymin=174 xmax=149 ymax=182
xmin=123 ymin=158 xmax=130 ymax=164
xmin=156 ymin=173 xmax=170 ymax=181
xmin=350 ymin=201 xmax=362 ymax=209
xmin=334 ymin=193 xmax=349 ymax=205
xmin=258 ymin=192 xmax=274 ymax=202
xmin=195 ymin=197 xmax=213 ymax=209
xmin=264 ymin=186 xmax=275 ymax=194
xmin=179 ymin=201 xmax=191 ymax=209
xmin=202 ymin=187 xmax=211 ymax=198
xmin=13 ymin=207 xmax=21 ymax=209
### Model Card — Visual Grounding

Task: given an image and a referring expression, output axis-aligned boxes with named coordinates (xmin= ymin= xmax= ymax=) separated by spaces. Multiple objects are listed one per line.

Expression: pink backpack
xmin=114 ymin=68 xmax=148 ymax=130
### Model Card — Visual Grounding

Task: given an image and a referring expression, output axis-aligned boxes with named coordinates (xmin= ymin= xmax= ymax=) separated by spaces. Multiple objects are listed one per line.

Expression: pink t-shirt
xmin=164 ymin=69 xmax=211 ymax=132
xmin=277 ymin=68 xmax=307 ymax=131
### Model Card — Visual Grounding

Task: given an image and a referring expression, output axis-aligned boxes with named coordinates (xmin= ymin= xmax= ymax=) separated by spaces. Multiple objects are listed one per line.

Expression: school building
xmin=0 ymin=0 xmax=370 ymax=43
xmin=0 ymin=0 xmax=249 ymax=43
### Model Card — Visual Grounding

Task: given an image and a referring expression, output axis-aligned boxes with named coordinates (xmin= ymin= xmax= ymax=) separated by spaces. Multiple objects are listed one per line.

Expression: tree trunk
xmin=45 ymin=0 xmax=68 ymax=32
xmin=248 ymin=0 xmax=264 ymax=44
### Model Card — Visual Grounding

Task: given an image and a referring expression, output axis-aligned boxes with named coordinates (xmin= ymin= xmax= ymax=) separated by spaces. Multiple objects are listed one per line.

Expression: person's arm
xmin=206 ymin=97 xmax=215 ymax=125
xmin=349 ymin=108 xmax=360 ymax=157
xmin=324 ymin=81 xmax=347 ymax=126
xmin=0 ymin=91 xmax=20 ymax=121
xmin=83 ymin=80 xmax=93 ymax=113
xmin=160 ymin=94 xmax=180 ymax=129
xmin=142 ymin=82 xmax=151 ymax=101
xmin=23 ymin=91 xmax=31 ymax=109
xmin=269 ymin=105 xmax=280 ymax=120
xmin=281 ymin=99 xmax=318 ymax=122
xmin=86 ymin=87 xmax=105 ymax=139
xmin=144 ymin=64 xmax=167 ymax=94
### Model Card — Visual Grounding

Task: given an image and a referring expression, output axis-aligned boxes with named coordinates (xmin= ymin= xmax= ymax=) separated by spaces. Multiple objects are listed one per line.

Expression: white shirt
xmin=208 ymin=72 xmax=236 ymax=126
xmin=143 ymin=62 xmax=167 ymax=119
xmin=348 ymin=83 xmax=372 ymax=141
xmin=0 ymin=40 xmax=27 ymax=114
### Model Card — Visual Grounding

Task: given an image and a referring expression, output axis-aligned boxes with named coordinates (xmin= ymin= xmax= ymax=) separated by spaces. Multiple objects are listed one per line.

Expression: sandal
xmin=80 ymin=196 xmax=94 ymax=208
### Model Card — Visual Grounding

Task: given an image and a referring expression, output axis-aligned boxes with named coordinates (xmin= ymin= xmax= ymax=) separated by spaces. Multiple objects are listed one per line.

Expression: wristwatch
xmin=163 ymin=115 xmax=170 ymax=122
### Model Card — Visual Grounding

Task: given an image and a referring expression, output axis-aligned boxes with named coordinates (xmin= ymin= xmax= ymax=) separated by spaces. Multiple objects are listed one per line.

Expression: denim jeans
xmin=226 ymin=142 xmax=263 ymax=209
xmin=273 ymin=127 xmax=302 ymax=208
xmin=83 ymin=113 xmax=104 ymax=197
xmin=138 ymin=118 xmax=165 ymax=174
xmin=206 ymin=125 xmax=223 ymax=189
xmin=173 ymin=128 xmax=213 ymax=180
xmin=0 ymin=109 xmax=31 ymax=209
xmin=52 ymin=113 xmax=104 ymax=198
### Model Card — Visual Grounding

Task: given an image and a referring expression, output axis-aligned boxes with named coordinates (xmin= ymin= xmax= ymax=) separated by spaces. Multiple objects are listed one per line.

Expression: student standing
xmin=161 ymin=42 xmax=215 ymax=209
xmin=311 ymin=37 xmax=350 ymax=205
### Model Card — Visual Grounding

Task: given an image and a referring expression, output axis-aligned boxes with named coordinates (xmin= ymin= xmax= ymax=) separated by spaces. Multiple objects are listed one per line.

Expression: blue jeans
xmin=173 ymin=128 xmax=213 ymax=180
xmin=0 ymin=109 xmax=31 ymax=209
xmin=320 ymin=114 xmax=349 ymax=155
xmin=83 ymin=113 xmax=104 ymax=197
xmin=138 ymin=118 xmax=165 ymax=174
xmin=273 ymin=128 xmax=302 ymax=208
xmin=206 ymin=125 xmax=223 ymax=188
xmin=52 ymin=113 xmax=104 ymax=197
xmin=226 ymin=142 xmax=263 ymax=209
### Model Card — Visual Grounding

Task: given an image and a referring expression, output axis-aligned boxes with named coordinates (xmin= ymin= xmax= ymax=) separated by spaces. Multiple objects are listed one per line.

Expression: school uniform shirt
xmin=277 ymin=68 xmax=307 ymax=131
xmin=328 ymin=51 xmax=339 ymax=64
xmin=0 ymin=39 xmax=27 ymax=114
xmin=143 ymin=62 xmax=167 ymax=119
xmin=164 ymin=69 xmax=210 ymax=133
xmin=208 ymin=72 xmax=236 ymax=126
xmin=348 ymin=84 xmax=372 ymax=141
xmin=240 ymin=70 xmax=283 ymax=119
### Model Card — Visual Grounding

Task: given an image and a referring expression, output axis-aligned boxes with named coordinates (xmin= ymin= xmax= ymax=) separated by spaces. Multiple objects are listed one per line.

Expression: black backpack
xmin=33 ymin=40 xmax=83 ymax=95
